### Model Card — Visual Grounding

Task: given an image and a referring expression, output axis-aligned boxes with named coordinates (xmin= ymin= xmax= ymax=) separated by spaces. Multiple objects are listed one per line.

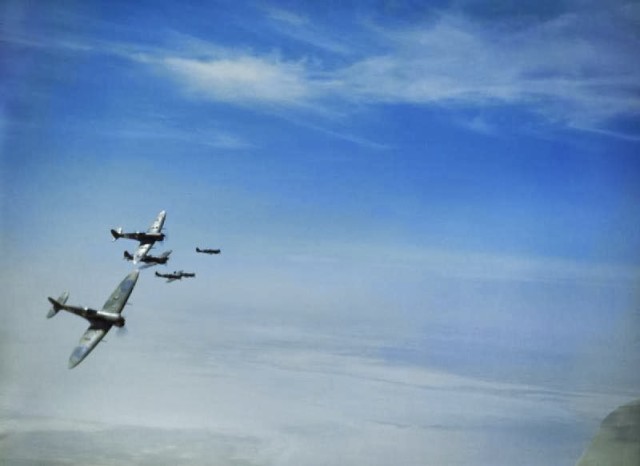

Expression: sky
xmin=1 ymin=0 xmax=640 ymax=464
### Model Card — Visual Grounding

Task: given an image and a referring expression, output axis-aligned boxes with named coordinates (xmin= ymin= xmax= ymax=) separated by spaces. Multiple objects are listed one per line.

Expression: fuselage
xmin=124 ymin=250 xmax=170 ymax=264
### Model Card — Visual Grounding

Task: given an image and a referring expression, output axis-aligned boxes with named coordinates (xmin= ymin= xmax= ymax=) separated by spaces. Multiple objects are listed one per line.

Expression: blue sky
xmin=1 ymin=1 xmax=640 ymax=465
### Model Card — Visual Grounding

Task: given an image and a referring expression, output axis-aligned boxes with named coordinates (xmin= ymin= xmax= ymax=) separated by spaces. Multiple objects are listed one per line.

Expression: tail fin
xmin=47 ymin=291 xmax=69 ymax=318
xmin=111 ymin=227 xmax=123 ymax=241
xmin=196 ymin=247 xmax=201 ymax=252
xmin=123 ymin=250 xmax=134 ymax=261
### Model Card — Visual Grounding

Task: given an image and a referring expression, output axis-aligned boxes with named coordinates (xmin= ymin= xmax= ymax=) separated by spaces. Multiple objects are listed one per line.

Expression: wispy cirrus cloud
xmin=334 ymin=8 xmax=640 ymax=130
xmin=115 ymin=122 xmax=255 ymax=150
xmin=3 ymin=2 xmax=639 ymax=137
xmin=146 ymin=5 xmax=639 ymax=137
xmin=159 ymin=55 xmax=315 ymax=106
xmin=261 ymin=5 xmax=355 ymax=56
xmin=263 ymin=6 xmax=308 ymax=28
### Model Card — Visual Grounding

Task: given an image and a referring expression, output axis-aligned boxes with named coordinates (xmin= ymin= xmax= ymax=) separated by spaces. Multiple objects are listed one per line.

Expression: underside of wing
xmin=134 ymin=243 xmax=152 ymax=260
xmin=147 ymin=210 xmax=166 ymax=234
xmin=101 ymin=270 xmax=140 ymax=314
xmin=68 ymin=321 xmax=111 ymax=368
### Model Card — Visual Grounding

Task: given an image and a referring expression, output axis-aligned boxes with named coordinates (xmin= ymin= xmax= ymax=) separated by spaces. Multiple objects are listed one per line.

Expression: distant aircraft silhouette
xmin=196 ymin=247 xmax=221 ymax=255
xmin=155 ymin=270 xmax=196 ymax=283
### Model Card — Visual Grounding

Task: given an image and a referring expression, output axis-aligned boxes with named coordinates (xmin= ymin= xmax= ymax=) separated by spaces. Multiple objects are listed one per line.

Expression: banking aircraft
xmin=111 ymin=210 xmax=166 ymax=264
xmin=124 ymin=249 xmax=172 ymax=267
xmin=47 ymin=270 xmax=139 ymax=368
xmin=155 ymin=270 xmax=196 ymax=282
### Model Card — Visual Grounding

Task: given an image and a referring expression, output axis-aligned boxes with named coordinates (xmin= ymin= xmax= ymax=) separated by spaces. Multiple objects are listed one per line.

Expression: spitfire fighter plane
xmin=124 ymin=249 xmax=172 ymax=266
xmin=111 ymin=210 xmax=166 ymax=264
xmin=47 ymin=270 xmax=139 ymax=368
xmin=155 ymin=270 xmax=196 ymax=282
xmin=196 ymin=247 xmax=221 ymax=255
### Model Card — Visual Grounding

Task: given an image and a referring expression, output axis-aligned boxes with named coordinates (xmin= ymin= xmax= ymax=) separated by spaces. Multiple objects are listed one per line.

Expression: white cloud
xmin=1 ymin=223 xmax=635 ymax=465
xmin=160 ymin=55 xmax=313 ymax=106
xmin=3 ymin=345 xmax=621 ymax=465
xmin=4 ymin=3 xmax=637 ymax=136
xmin=205 ymin=130 xmax=255 ymax=149
xmin=83 ymin=118 xmax=255 ymax=150
xmin=261 ymin=5 xmax=354 ymax=56
xmin=146 ymin=7 xmax=639 ymax=136
xmin=335 ymin=10 xmax=640 ymax=131
xmin=461 ymin=115 xmax=497 ymax=135
xmin=264 ymin=6 xmax=308 ymax=27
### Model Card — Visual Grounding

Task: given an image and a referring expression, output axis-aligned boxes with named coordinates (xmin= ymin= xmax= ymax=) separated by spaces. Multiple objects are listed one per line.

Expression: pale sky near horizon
xmin=1 ymin=1 xmax=639 ymax=465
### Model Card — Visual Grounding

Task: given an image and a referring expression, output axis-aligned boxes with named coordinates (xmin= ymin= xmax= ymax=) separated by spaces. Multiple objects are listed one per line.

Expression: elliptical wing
xmin=68 ymin=320 xmax=111 ymax=368
xmin=101 ymin=270 xmax=139 ymax=315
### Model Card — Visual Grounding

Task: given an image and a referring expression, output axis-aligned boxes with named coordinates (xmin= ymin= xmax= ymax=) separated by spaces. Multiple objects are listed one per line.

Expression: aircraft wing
xmin=133 ymin=242 xmax=153 ymax=264
xmin=147 ymin=210 xmax=166 ymax=234
xmin=101 ymin=270 xmax=139 ymax=315
xmin=68 ymin=320 xmax=111 ymax=368
xmin=166 ymin=277 xmax=179 ymax=283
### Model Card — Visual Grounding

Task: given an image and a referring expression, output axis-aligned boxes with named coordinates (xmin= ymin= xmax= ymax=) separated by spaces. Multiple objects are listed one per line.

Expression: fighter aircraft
xmin=196 ymin=247 xmax=221 ymax=255
xmin=155 ymin=270 xmax=196 ymax=282
xmin=124 ymin=249 xmax=172 ymax=266
xmin=47 ymin=270 xmax=139 ymax=369
xmin=111 ymin=210 xmax=166 ymax=264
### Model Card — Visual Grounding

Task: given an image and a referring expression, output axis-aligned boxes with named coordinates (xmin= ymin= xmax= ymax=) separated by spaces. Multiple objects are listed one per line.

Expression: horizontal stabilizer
xmin=47 ymin=291 xmax=69 ymax=318
xmin=111 ymin=227 xmax=123 ymax=241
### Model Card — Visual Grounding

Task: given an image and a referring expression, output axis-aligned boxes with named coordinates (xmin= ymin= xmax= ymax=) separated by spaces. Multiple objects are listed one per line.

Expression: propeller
xmin=116 ymin=325 xmax=128 ymax=336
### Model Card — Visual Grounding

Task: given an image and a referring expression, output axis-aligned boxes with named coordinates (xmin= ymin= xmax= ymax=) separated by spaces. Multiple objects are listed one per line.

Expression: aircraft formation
xmin=46 ymin=210 xmax=220 ymax=368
